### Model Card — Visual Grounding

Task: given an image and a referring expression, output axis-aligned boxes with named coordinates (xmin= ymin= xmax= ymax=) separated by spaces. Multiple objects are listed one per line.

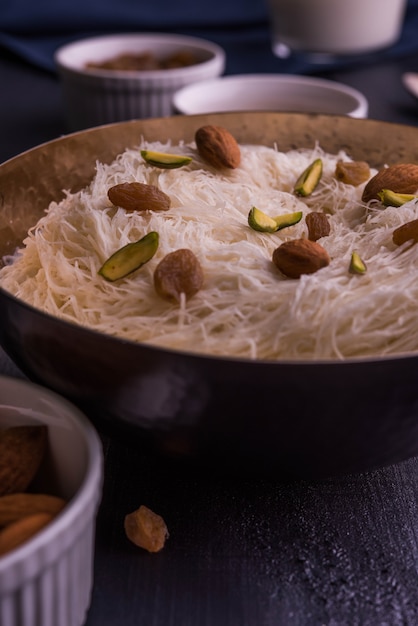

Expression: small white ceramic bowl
xmin=55 ymin=32 xmax=226 ymax=130
xmin=173 ymin=73 xmax=368 ymax=118
xmin=0 ymin=376 xmax=103 ymax=626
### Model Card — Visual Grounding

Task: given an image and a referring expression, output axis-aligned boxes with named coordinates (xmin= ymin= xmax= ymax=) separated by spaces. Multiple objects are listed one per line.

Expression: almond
xmin=107 ymin=182 xmax=170 ymax=212
xmin=392 ymin=218 xmax=418 ymax=246
xmin=272 ymin=238 xmax=330 ymax=279
xmin=195 ymin=125 xmax=241 ymax=169
xmin=362 ymin=163 xmax=418 ymax=202
xmin=0 ymin=512 xmax=53 ymax=556
xmin=0 ymin=425 xmax=47 ymax=496
xmin=0 ymin=493 xmax=67 ymax=527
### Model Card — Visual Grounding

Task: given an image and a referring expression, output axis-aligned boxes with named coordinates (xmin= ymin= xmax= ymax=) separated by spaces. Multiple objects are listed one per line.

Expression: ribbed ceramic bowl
xmin=55 ymin=32 xmax=226 ymax=130
xmin=0 ymin=376 xmax=103 ymax=626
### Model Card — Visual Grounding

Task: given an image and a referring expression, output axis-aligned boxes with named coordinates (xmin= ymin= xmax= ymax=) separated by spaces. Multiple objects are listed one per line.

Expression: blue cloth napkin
xmin=1 ymin=0 xmax=418 ymax=76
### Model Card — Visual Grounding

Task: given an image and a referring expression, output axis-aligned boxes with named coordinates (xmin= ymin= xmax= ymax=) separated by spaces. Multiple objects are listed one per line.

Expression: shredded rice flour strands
xmin=2 ymin=139 xmax=418 ymax=361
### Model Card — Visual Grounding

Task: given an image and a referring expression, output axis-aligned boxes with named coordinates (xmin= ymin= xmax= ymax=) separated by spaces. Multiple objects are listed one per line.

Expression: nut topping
xmin=349 ymin=251 xmax=367 ymax=274
xmin=98 ymin=232 xmax=159 ymax=282
xmin=294 ymin=158 xmax=323 ymax=197
xmin=248 ymin=207 xmax=303 ymax=233
xmin=392 ymin=218 xmax=418 ymax=246
xmin=272 ymin=238 xmax=330 ymax=279
xmin=140 ymin=149 xmax=192 ymax=169
xmin=378 ymin=189 xmax=417 ymax=207
xmin=362 ymin=163 xmax=418 ymax=202
xmin=108 ymin=182 xmax=170 ymax=212
xmin=195 ymin=125 xmax=241 ymax=169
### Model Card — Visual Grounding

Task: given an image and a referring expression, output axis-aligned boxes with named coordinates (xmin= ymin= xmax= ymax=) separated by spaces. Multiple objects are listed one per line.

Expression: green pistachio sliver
xmin=377 ymin=188 xmax=418 ymax=207
xmin=248 ymin=207 xmax=279 ymax=232
xmin=98 ymin=231 xmax=159 ymax=282
xmin=140 ymin=149 xmax=192 ymax=169
xmin=248 ymin=207 xmax=303 ymax=233
xmin=349 ymin=250 xmax=367 ymax=275
xmin=294 ymin=158 xmax=323 ymax=197
xmin=274 ymin=210 xmax=303 ymax=231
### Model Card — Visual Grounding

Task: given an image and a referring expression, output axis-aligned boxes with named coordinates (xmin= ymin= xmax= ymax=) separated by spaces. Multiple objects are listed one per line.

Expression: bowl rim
xmin=54 ymin=32 xmax=226 ymax=80
xmin=172 ymin=73 xmax=369 ymax=118
xmin=0 ymin=376 xmax=103 ymax=576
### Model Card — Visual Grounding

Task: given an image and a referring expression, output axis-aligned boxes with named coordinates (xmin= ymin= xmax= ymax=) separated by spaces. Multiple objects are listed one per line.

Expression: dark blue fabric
xmin=0 ymin=0 xmax=268 ymax=31
xmin=1 ymin=0 xmax=418 ymax=76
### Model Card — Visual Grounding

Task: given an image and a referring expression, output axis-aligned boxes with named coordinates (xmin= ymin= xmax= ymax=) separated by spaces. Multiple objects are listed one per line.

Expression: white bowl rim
xmin=172 ymin=73 xmax=369 ymax=118
xmin=54 ymin=32 xmax=226 ymax=79
xmin=0 ymin=376 xmax=103 ymax=573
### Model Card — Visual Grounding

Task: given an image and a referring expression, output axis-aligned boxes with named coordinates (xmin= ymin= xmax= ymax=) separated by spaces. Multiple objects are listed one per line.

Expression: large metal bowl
xmin=1 ymin=111 xmax=418 ymax=479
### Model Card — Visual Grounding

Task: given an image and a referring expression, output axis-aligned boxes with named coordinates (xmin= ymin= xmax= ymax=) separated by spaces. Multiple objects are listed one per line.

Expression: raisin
xmin=306 ymin=211 xmax=331 ymax=241
xmin=335 ymin=160 xmax=370 ymax=186
xmin=154 ymin=249 xmax=203 ymax=302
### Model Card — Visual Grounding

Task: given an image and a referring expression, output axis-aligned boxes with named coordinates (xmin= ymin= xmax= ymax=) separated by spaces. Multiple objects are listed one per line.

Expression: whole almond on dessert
xmin=0 ymin=512 xmax=53 ymax=556
xmin=392 ymin=218 xmax=418 ymax=246
xmin=0 ymin=493 xmax=67 ymax=527
xmin=195 ymin=125 xmax=241 ymax=169
xmin=362 ymin=163 xmax=418 ymax=202
xmin=0 ymin=425 xmax=47 ymax=496
xmin=108 ymin=182 xmax=170 ymax=212
xmin=272 ymin=238 xmax=330 ymax=279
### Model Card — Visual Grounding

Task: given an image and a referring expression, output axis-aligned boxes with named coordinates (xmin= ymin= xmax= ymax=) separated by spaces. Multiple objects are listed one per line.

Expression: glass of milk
xmin=267 ymin=0 xmax=408 ymax=59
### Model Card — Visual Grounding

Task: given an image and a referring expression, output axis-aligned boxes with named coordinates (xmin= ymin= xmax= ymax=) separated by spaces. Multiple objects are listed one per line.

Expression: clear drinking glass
xmin=267 ymin=0 xmax=408 ymax=61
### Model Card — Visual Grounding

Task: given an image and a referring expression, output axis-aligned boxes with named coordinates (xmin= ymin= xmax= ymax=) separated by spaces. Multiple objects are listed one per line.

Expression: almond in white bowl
xmin=55 ymin=32 xmax=226 ymax=130
xmin=0 ymin=376 xmax=103 ymax=626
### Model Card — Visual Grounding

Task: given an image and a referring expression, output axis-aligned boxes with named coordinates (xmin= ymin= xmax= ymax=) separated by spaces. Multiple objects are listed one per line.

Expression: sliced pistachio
xmin=248 ymin=207 xmax=279 ymax=233
xmin=274 ymin=211 xmax=303 ymax=230
xmin=294 ymin=158 xmax=323 ymax=197
xmin=248 ymin=207 xmax=303 ymax=233
xmin=349 ymin=250 xmax=367 ymax=275
xmin=140 ymin=149 xmax=192 ymax=169
xmin=377 ymin=188 xmax=418 ymax=207
xmin=98 ymin=231 xmax=159 ymax=282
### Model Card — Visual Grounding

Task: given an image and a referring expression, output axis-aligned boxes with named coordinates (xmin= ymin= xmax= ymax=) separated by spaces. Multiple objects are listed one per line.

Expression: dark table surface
xmin=2 ymin=33 xmax=418 ymax=626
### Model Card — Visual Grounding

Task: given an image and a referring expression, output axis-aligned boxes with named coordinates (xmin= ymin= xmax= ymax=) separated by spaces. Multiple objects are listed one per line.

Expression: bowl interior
xmin=172 ymin=75 xmax=368 ymax=117
xmin=55 ymin=33 xmax=224 ymax=77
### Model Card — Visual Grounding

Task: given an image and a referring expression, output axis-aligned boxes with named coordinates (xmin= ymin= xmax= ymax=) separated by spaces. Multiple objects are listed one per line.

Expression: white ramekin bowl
xmin=0 ymin=376 xmax=103 ymax=626
xmin=55 ymin=32 xmax=226 ymax=130
xmin=173 ymin=73 xmax=369 ymax=119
